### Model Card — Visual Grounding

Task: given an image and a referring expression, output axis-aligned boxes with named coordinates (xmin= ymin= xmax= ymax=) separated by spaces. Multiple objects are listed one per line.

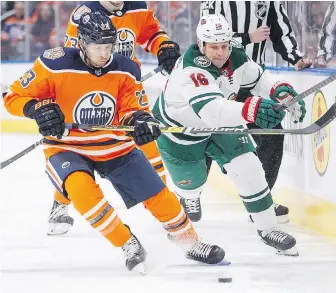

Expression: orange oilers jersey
xmin=4 ymin=47 xmax=151 ymax=162
xmin=64 ymin=1 xmax=169 ymax=67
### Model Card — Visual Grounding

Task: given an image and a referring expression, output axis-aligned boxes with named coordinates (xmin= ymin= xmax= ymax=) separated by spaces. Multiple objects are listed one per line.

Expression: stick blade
xmin=314 ymin=101 xmax=336 ymax=129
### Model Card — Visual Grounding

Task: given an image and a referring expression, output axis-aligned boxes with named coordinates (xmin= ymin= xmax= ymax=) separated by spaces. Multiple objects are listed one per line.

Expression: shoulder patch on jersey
xmin=39 ymin=47 xmax=80 ymax=71
xmin=73 ymin=5 xmax=91 ymax=21
xmin=43 ymin=47 xmax=65 ymax=60
xmin=193 ymin=56 xmax=211 ymax=67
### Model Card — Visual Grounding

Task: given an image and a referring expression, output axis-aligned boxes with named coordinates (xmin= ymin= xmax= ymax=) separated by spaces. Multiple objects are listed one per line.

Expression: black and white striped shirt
xmin=201 ymin=1 xmax=303 ymax=65
xmin=317 ymin=1 xmax=336 ymax=62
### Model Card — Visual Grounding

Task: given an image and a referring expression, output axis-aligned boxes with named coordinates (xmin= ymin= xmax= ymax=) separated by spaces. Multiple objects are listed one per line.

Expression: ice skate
xmin=168 ymin=232 xmax=225 ymax=265
xmin=47 ymin=201 xmax=74 ymax=236
xmin=185 ymin=240 xmax=225 ymax=264
xmin=258 ymin=227 xmax=298 ymax=256
xmin=180 ymin=197 xmax=202 ymax=222
xmin=122 ymin=234 xmax=147 ymax=275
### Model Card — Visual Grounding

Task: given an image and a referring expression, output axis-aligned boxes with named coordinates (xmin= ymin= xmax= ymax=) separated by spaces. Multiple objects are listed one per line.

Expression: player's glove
xmin=129 ymin=111 xmax=161 ymax=146
xmin=270 ymin=81 xmax=306 ymax=123
xmin=157 ymin=40 xmax=181 ymax=75
xmin=242 ymin=96 xmax=286 ymax=129
xmin=24 ymin=98 xmax=65 ymax=139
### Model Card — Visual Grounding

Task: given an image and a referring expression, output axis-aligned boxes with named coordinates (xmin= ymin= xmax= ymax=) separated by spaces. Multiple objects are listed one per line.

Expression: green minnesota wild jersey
xmin=152 ymin=44 xmax=277 ymax=145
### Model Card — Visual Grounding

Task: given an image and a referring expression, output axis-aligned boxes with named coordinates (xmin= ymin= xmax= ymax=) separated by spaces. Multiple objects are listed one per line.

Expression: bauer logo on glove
xmin=157 ymin=40 xmax=181 ymax=75
xmin=24 ymin=98 xmax=66 ymax=139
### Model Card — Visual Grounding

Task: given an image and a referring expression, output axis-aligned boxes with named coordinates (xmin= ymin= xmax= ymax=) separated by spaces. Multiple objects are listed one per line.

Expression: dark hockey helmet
xmin=78 ymin=11 xmax=117 ymax=45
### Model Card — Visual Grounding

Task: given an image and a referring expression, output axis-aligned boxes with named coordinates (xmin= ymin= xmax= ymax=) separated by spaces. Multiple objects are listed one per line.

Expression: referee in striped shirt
xmin=316 ymin=1 xmax=336 ymax=67
xmin=199 ymin=1 xmax=312 ymax=221
xmin=201 ymin=1 xmax=312 ymax=70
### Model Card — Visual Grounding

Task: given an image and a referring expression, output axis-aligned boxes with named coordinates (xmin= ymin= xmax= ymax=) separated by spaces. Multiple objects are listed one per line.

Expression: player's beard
xmin=212 ymin=58 xmax=227 ymax=68
xmin=79 ymin=50 xmax=109 ymax=69
xmin=208 ymin=46 xmax=232 ymax=69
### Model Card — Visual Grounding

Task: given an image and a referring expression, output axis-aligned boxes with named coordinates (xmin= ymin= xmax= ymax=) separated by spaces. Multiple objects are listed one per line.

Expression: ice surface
xmin=1 ymin=134 xmax=336 ymax=293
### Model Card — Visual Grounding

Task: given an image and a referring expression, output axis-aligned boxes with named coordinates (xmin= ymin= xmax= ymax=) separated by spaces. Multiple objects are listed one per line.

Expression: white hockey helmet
xmin=196 ymin=14 xmax=233 ymax=54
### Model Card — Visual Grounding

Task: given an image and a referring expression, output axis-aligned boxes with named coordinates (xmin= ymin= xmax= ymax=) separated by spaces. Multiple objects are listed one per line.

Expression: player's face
xmin=86 ymin=43 xmax=114 ymax=67
xmin=204 ymin=42 xmax=231 ymax=68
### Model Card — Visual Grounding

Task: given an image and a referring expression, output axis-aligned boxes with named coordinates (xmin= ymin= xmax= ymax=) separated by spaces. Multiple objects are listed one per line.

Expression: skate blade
xmin=132 ymin=262 xmax=147 ymax=275
xmin=198 ymin=259 xmax=231 ymax=266
xmin=47 ymin=223 xmax=72 ymax=236
xmin=276 ymin=246 xmax=299 ymax=257
xmin=169 ymin=259 xmax=231 ymax=269
xmin=276 ymin=215 xmax=290 ymax=224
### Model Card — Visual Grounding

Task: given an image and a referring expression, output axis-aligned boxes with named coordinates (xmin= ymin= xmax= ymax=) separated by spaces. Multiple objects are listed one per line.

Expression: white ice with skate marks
xmin=1 ymin=134 xmax=336 ymax=293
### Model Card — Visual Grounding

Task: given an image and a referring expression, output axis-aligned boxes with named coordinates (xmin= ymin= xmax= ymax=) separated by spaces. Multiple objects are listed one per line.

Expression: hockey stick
xmin=141 ymin=65 xmax=163 ymax=82
xmin=2 ymin=70 xmax=333 ymax=169
xmin=274 ymin=72 xmax=336 ymax=111
xmin=0 ymin=138 xmax=44 ymax=170
xmin=3 ymin=103 xmax=334 ymax=171
xmin=66 ymin=101 xmax=336 ymax=135
xmin=0 ymin=66 xmax=163 ymax=170
xmin=66 ymin=73 xmax=336 ymax=135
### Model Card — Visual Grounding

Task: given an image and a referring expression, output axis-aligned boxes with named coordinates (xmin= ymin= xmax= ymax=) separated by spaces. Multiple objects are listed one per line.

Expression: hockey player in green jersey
xmin=152 ymin=14 xmax=305 ymax=256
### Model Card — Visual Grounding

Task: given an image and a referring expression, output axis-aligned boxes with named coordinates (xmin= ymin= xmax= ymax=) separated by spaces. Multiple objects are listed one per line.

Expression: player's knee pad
xmin=66 ymin=172 xmax=131 ymax=247
xmin=143 ymin=187 xmax=182 ymax=221
xmin=224 ymin=152 xmax=268 ymax=196
xmin=174 ymin=184 xmax=204 ymax=200
xmin=65 ymin=171 xmax=103 ymax=213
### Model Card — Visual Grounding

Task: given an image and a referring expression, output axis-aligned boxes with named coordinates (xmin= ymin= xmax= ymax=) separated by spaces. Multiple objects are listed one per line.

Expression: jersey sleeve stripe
xmin=142 ymin=31 xmax=168 ymax=50
xmin=191 ymin=97 xmax=217 ymax=116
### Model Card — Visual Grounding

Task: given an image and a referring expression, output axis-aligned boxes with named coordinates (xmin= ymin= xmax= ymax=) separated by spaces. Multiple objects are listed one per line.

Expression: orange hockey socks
xmin=54 ymin=189 xmax=71 ymax=205
xmin=65 ymin=171 xmax=131 ymax=247
xmin=143 ymin=187 xmax=198 ymax=244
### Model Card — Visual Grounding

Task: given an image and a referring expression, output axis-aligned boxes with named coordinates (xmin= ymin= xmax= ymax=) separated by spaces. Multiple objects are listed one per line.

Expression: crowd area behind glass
xmin=1 ymin=1 xmax=335 ymax=68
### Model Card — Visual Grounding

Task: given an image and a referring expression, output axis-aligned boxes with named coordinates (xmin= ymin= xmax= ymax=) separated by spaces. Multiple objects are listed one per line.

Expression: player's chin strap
xmin=0 ymin=65 xmax=163 ymax=170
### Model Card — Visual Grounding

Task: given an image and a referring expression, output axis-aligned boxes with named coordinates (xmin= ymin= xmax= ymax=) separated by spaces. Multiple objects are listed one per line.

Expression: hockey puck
xmin=218 ymin=277 xmax=232 ymax=283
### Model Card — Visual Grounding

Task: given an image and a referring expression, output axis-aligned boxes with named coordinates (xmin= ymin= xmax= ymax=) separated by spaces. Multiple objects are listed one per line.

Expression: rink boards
xmin=1 ymin=63 xmax=336 ymax=238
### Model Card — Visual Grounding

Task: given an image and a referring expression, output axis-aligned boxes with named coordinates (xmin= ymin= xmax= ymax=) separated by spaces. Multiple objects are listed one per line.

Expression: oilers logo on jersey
xmin=73 ymin=91 xmax=116 ymax=125
xmin=116 ymin=28 xmax=136 ymax=59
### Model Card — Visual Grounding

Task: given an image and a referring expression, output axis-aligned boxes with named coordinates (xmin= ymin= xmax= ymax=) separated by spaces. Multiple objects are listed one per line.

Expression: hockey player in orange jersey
xmin=3 ymin=11 xmax=225 ymax=273
xmin=48 ymin=1 xmax=181 ymax=235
